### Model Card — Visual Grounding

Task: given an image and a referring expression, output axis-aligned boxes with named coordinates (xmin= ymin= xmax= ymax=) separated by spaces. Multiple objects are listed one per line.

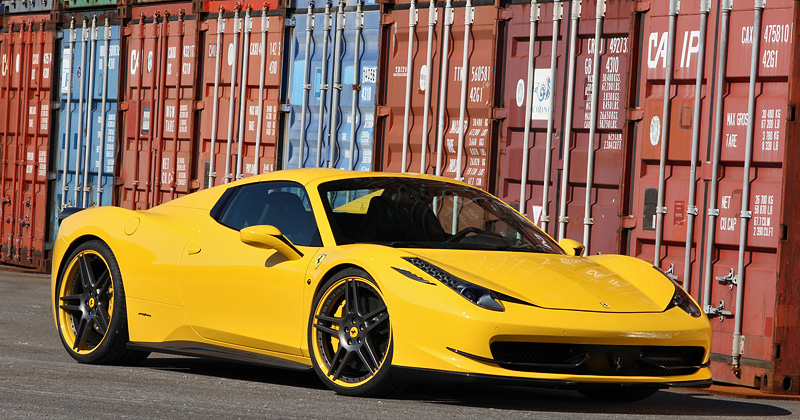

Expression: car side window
xmin=215 ymin=182 xmax=322 ymax=247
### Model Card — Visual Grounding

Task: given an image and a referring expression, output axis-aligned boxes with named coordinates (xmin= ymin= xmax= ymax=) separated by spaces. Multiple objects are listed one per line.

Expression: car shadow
xmin=140 ymin=356 xmax=792 ymax=416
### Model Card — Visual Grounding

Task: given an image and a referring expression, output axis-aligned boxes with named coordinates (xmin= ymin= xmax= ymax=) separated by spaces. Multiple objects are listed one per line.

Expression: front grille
xmin=489 ymin=342 xmax=705 ymax=377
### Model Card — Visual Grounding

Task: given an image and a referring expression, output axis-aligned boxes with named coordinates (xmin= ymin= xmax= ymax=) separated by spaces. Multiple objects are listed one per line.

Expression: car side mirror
xmin=559 ymin=238 xmax=586 ymax=256
xmin=240 ymin=225 xmax=303 ymax=261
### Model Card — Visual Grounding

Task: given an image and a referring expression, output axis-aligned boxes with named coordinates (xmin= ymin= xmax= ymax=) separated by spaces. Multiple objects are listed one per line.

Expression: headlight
xmin=654 ymin=266 xmax=703 ymax=318
xmin=403 ymin=257 xmax=504 ymax=311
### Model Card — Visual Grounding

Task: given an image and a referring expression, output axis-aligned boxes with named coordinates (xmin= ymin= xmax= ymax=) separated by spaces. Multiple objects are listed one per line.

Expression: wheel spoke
xmin=331 ymin=349 xmax=355 ymax=381
xmin=363 ymin=304 xmax=387 ymax=321
xmin=73 ymin=317 xmax=93 ymax=350
xmin=59 ymin=294 xmax=83 ymax=303
xmin=345 ymin=279 xmax=361 ymax=316
xmin=313 ymin=322 xmax=339 ymax=337
xmin=59 ymin=304 xmax=82 ymax=314
xmin=357 ymin=346 xmax=379 ymax=375
xmin=96 ymin=271 xmax=112 ymax=295
xmin=78 ymin=254 xmax=96 ymax=289
xmin=95 ymin=309 xmax=110 ymax=333
xmin=326 ymin=346 xmax=347 ymax=378
xmin=314 ymin=314 xmax=341 ymax=324
xmin=364 ymin=311 xmax=389 ymax=333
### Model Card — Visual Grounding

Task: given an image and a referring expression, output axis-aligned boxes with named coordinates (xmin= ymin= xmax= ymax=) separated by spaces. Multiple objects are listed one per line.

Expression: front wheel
xmin=308 ymin=268 xmax=400 ymax=396
xmin=55 ymin=240 xmax=149 ymax=365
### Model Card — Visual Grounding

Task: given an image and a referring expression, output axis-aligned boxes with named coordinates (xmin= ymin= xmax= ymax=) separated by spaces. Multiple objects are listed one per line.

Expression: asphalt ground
xmin=1 ymin=269 xmax=799 ymax=419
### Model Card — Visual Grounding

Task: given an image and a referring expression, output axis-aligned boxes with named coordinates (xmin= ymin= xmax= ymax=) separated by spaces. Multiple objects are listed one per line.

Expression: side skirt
xmin=128 ymin=341 xmax=313 ymax=372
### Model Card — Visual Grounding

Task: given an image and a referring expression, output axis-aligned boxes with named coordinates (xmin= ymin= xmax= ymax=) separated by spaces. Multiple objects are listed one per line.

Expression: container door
xmin=53 ymin=18 xmax=120 ymax=222
xmin=0 ymin=21 xmax=55 ymax=270
xmin=283 ymin=0 xmax=380 ymax=170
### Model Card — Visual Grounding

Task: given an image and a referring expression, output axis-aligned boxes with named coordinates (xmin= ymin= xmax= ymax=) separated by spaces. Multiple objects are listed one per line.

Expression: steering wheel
xmin=445 ymin=226 xmax=483 ymax=243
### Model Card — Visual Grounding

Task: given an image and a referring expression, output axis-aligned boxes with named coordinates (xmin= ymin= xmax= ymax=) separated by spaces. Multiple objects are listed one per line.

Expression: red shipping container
xmin=378 ymin=0 xmax=502 ymax=191
xmin=0 ymin=15 xmax=55 ymax=270
xmin=120 ymin=3 xmax=201 ymax=209
xmin=198 ymin=6 xmax=284 ymax=189
xmin=627 ymin=0 xmax=800 ymax=393
xmin=496 ymin=0 xmax=635 ymax=256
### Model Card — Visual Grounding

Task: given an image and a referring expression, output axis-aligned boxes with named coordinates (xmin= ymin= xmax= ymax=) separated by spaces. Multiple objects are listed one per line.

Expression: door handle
xmin=186 ymin=244 xmax=201 ymax=255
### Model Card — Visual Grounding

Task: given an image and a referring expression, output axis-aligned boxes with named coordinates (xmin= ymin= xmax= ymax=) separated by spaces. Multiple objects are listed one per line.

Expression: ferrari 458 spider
xmin=52 ymin=169 xmax=711 ymax=400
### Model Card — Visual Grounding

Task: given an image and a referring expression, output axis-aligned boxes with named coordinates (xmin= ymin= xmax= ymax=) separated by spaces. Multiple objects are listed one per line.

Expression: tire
xmin=308 ymin=268 xmax=401 ymax=396
xmin=578 ymin=385 xmax=659 ymax=402
xmin=55 ymin=240 xmax=149 ymax=365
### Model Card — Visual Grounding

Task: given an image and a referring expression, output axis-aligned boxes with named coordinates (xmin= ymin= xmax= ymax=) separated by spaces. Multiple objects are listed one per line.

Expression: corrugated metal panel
xmin=378 ymin=0 xmax=502 ymax=190
xmin=0 ymin=16 xmax=55 ymax=270
xmin=496 ymin=0 xmax=634 ymax=257
xmin=282 ymin=1 xmax=380 ymax=171
xmin=0 ymin=0 xmax=54 ymax=14
xmin=119 ymin=5 xmax=200 ymax=209
xmin=628 ymin=0 xmax=800 ymax=393
xmin=201 ymin=0 xmax=282 ymax=14
xmin=53 ymin=15 xmax=120 ymax=223
xmin=199 ymin=7 xmax=285 ymax=188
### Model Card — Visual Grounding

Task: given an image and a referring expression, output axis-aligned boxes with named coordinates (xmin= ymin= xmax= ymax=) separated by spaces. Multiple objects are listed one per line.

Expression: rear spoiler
xmin=58 ymin=207 xmax=85 ymax=226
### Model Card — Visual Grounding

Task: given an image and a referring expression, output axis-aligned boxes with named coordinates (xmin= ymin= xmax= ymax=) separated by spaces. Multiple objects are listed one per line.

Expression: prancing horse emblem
xmin=600 ymin=302 xmax=611 ymax=309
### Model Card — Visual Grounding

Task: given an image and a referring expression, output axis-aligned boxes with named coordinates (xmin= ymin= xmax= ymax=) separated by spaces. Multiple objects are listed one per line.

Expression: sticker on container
xmin=130 ymin=50 xmax=139 ymax=75
xmin=531 ymin=205 xmax=543 ymax=225
xmin=1 ymin=53 xmax=7 ymax=77
xmin=531 ymin=69 xmax=553 ymax=121
xmin=147 ymin=51 xmax=153 ymax=73
xmin=60 ymin=49 xmax=72 ymax=93
xmin=227 ymin=43 xmax=235 ymax=67
xmin=419 ymin=65 xmax=428 ymax=92
xmin=649 ymin=116 xmax=660 ymax=146
xmin=515 ymin=79 xmax=525 ymax=107
xmin=141 ymin=106 xmax=151 ymax=135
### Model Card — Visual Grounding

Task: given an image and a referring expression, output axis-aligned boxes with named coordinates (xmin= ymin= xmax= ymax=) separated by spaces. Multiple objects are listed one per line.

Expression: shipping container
xmin=199 ymin=5 xmax=285 ymax=189
xmin=282 ymin=0 xmax=380 ymax=171
xmin=119 ymin=3 xmax=200 ymax=209
xmin=378 ymin=0 xmax=502 ymax=190
xmin=0 ymin=14 xmax=55 ymax=270
xmin=0 ymin=0 xmax=53 ymax=14
xmin=627 ymin=0 xmax=800 ymax=393
xmin=52 ymin=12 xmax=121 ymax=232
xmin=496 ymin=0 xmax=635 ymax=257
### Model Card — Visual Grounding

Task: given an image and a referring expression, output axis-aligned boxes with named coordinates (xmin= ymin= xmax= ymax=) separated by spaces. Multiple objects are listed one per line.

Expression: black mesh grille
xmin=490 ymin=342 xmax=705 ymax=377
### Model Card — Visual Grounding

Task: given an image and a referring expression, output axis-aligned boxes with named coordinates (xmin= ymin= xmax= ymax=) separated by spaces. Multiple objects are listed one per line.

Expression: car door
xmin=178 ymin=181 xmax=322 ymax=355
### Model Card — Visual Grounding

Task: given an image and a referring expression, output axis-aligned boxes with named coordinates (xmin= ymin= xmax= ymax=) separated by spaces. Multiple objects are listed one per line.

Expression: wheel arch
xmin=53 ymin=234 xmax=109 ymax=294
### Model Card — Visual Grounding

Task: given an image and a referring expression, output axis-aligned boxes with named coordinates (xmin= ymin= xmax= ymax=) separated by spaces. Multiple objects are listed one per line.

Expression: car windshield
xmin=318 ymin=177 xmax=563 ymax=254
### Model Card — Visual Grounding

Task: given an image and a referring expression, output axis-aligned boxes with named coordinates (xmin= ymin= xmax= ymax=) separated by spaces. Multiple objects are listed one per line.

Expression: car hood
xmin=403 ymin=249 xmax=674 ymax=313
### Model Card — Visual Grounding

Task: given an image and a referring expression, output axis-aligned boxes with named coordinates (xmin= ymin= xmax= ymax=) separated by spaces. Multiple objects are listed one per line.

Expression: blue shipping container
xmin=51 ymin=18 xmax=121 ymax=240
xmin=283 ymin=0 xmax=380 ymax=171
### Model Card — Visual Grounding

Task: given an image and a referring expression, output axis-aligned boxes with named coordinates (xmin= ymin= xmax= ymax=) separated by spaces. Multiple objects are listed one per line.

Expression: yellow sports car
xmin=52 ymin=169 xmax=711 ymax=400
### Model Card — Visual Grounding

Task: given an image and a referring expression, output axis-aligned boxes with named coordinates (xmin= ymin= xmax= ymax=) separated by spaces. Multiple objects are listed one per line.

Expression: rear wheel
xmin=308 ymin=268 xmax=400 ymax=396
xmin=55 ymin=240 xmax=149 ymax=365
xmin=578 ymin=385 xmax=659 ymax=402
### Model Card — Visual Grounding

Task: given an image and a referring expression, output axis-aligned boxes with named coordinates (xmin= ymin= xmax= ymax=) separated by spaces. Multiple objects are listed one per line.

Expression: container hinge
xmin=285 ymin=18 xmax=296 ymax=28
xmin=119 ymin=101 xmax=129 ymax=111
xmin=51 ymin=101 xmax=61 ymax=110
xmin=499 ymin=8 xmax=514 ymax=22
xmin=376 ymin=105 xmax=390 ymax=117
xmin=381 ymin=14 xmax=395 ymax=26
xmin=733 ymin=335 xmax=745 ymax=356
xmin=787 ymin=104 xmax=796 ymax=122
xmin=280 ymin=104 xmax=292 ymax=113
xmin=194 ymin=101 xmax=204 ymax=110
xmin=492 ymin=107 xmax=507 ymax=120
xmin=558 ymin=216 xmax=569 ymax=223
xmin=740 ymin=210 xmax=752 ymax=219
xmin=620 ymin=215 xmax=636 ymax=229
xmin=656 ymin=206 xmax=667 ymax=215
xmin=707 ymin=208 xmax=719 ymax=216
xmin=664 ymin=263 xmax=679 ymax=281
xmin=584 ymin=217 xmax=594 ymax=226
xmin=633 ymin=0 xmax=651 ymax=12
xmin=122 ymin=27 xmax=132 ymax=36
xmin=715 ymin=268 xmax=737 ymax=289
xmin=626 ymin=107 xmax=644 ymax=121
xmin=47 ymin=172 xmax=57 ymax=181
xmin=199 ymin=21 xmax=209 ymax=32
xmin=705 ymin=300 xmax=733 ymax=321
xmin=540 ymin=215 xmax=550 ymax=223
xmin=686 ymin=204 xmax=698 ymax=216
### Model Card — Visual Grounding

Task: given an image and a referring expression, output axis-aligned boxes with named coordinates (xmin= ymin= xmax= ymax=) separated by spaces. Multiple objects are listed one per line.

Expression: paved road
xmin=1 ymin=270 xmax=798 ymax=419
